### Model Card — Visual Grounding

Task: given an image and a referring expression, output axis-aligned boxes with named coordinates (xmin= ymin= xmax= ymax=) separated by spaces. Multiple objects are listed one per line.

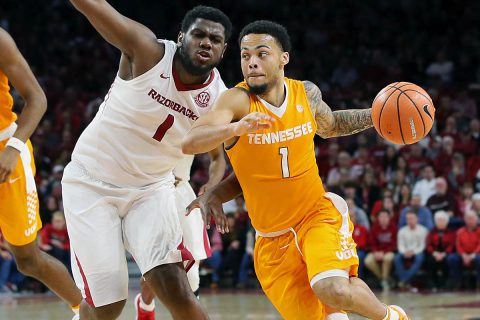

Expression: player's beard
xmin=178 ymin=46 xmax=218 ymax=76
xmin=248 ymin=83 xmax=268 ymax=95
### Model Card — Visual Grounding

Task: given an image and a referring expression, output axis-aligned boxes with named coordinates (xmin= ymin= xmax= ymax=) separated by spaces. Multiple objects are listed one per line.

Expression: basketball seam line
xmin=396 ymin=92 xmax=406 ymax=144
xmin=377 ymin=82 xmax=410 ymax=139
xmin=401 ymin=91 xmax=426 ymax=139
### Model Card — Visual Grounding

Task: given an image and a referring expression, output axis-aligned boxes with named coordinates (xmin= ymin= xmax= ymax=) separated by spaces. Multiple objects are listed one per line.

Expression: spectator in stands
xmin=346 ymin=198 xmax=370 ymax=230
xmin=342 ymin=181 xmax=362 ymax=208
xmin=237 ymin=224 xmax=255 ymax=289
xmin=471 ymin=193 xmax=480 ymax=218
xmin=454 ymin=129 xmax=477 ymax=158
xmin=426 ymin=177 xmax=460 ymax=217
xmin=447 ymin=210 xmax=480 ymax=289
xmin=412 ymin=165 xmax=437 ymax=205
xmin=350 ymin=206 xmax=368 ymax=278
xmin=0 ymin=231 xmax=14 ymax=293
xmin=426 ymin=51 xmax=454 ymax=83
xmin=39 ymin=211 xmax=70 ymax=270
xmin=448 ymin=152 xmax=467 ymax=191
xmin=425 ymin=211 xmax=456 ymax=290
xmin=457 ymin=182 xmax=475 ymax=216
xmin=452 ymin=90 xmax=478 ymax=128
xmin=317 ymin=142 xmax=339 ymax=180
xmin=365 ymin=210 xmax=397 ymax=290
xmin=394 ymin=211 xmax=428 ymax=289
xmin=370 ymin=195 xmax=396 ymax=224
xmin=434 ymin=136 xmax=456 ymax=177
xmin=359 ymin=169 xmax=382 ymax=214
xmin=382 ymin=145 xmax=398 ymax=182
xmin=408 ymin=144 xmax=429 ymax=177
xmin=326 ymin=151 xmax=355 ymax=187
xmin=395 ymin=156 xmax=414 ymax=183
xmin=365 ymin=209 xmax=397 ymax=291
xmin=397 ymin=183 xmax=412 ymax=212
xmin=399 ymin=194 xmax=434 ymax=230
xmin=470 ymin=118 xmax=480 ymax=143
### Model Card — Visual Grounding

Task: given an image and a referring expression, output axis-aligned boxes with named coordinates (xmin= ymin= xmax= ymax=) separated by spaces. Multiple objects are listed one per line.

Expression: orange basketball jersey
xmin=226 ymin=78 xmax=326 ymax=233
xmin=0 ymin=69 xmax=15 ymax=131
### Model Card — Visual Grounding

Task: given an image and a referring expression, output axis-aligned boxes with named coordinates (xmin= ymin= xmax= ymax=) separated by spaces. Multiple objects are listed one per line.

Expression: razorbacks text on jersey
xmin=72 ymin=40 xmax=227 ymax=187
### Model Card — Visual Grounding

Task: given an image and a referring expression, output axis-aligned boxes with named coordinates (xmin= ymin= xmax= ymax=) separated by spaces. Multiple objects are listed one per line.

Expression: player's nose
xmin=199 ymin=38 xmax=212 ymax=49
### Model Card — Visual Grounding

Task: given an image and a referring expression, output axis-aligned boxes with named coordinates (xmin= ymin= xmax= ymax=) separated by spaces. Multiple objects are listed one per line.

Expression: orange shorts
xmin=254 ymin=192 xmax=359 ymax=320
xmin=0 ymin=138 xmax=41 ymax=246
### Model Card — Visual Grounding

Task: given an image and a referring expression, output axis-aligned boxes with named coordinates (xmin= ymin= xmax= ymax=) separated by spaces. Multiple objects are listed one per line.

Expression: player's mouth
xmin=196 ymin=50 xmax=212 ymax=63
xmin=248 ymin=73 xmax=265 ymax=80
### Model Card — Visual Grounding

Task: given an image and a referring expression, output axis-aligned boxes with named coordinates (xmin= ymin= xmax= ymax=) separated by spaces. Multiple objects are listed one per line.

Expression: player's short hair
xmin=181 ymin=6 xmax=232 ymax=42
xmin=238 ymin=20 xmax=291 ymax=53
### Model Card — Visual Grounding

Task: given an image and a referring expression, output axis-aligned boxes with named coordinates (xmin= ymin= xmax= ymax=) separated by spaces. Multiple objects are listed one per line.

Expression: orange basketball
xmin=372 ymin=82 xmax=435 ymax=145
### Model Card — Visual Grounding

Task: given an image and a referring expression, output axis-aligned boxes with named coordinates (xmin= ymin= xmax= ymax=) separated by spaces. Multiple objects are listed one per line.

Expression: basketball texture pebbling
xmin=371 ymin=82 xmax=435 ymax=145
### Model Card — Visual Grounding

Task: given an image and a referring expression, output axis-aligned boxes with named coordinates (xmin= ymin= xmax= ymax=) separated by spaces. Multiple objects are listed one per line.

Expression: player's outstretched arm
xmin=187 ymin=172 xmax=243 ymax=233
xmin=198 ymin=145 xmax=227 ymax=196
xmin=182 ymin=88 xmax=274 ymax=154
xmin=303 ymin=80 xmax=373 ymax=138
xmin=69 ymin=0 xmax=162 ymax=67
xmin=0 ymin=29 xmax=46 ymax=182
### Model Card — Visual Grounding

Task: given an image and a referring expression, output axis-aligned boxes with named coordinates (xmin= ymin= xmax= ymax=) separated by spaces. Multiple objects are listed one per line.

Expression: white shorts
xmin=175 ymin=181 xmax=211 ymax=261
xmin=62 ymin=161 xmax=192 ymax=307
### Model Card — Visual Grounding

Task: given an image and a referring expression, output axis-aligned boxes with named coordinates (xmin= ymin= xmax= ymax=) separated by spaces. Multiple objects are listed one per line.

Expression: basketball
xmin=372 ymin=82 xmax=435 ymax=145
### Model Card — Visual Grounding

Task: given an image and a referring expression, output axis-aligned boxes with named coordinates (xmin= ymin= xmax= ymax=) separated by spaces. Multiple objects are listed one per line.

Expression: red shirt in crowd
xmin=456 ymin=226 xmax=480 ymax=254
xmin=426 ymin=228 xmax=455 ymax=254
xmin=369 ymin=222 xmax=397 ymax=252
xmin=40 ymin=224 xmax=70 ymax=250
xmin=353 ymin=224 xmax=369 ymax=250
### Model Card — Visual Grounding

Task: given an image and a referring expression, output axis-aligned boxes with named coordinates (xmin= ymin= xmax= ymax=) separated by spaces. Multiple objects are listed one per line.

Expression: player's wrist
xmin=5 ymin=137 xmax=25 ymax=153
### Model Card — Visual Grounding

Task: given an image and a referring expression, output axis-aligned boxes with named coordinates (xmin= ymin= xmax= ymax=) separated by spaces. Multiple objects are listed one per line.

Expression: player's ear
xmin=177 ymin=32 xmax=184 ymax=47
xmin=280 ymin=52 xmax=289 ymax=66
xmin=221 ymin=43 xmax=228 ymax=58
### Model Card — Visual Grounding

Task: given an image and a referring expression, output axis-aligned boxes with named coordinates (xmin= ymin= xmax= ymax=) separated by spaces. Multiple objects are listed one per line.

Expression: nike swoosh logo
xmin=423 ymin=104 xmax=433 ymax=120
xmin=160 ymin=73 xmax=170 ymax=79
xmin=9 ymin=177 xmax=21 ymax=184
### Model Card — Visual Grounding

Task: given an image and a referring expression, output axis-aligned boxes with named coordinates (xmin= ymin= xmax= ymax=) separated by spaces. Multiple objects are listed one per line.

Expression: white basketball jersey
xmin=72 ymin=40 xmax=227 ymax=187
xmin=173 ymin=155 xmax=194 ymax=183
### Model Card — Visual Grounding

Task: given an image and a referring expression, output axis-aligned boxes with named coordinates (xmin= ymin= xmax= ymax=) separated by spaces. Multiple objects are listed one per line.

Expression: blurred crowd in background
xmin=1 ymin=0 xmax=479 ymax=294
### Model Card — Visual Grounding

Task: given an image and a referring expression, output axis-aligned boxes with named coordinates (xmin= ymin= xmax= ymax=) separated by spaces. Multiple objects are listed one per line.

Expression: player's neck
xmin=257 ymin=78 xmax=286 ymax=108
xmin=173 ymin=57 xmax=211 ymax=85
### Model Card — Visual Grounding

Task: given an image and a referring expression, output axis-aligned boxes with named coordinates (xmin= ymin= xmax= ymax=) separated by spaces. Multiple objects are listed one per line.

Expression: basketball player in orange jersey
xmin=0 ymin=27 xmax=82 ymax=319
xmin=182 ymin=21 xmax=410 ymax=320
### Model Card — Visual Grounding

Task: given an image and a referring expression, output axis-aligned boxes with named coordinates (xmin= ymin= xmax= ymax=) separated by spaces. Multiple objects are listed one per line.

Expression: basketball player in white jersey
xmin=62 ymin=2 xmax=231 ymax=319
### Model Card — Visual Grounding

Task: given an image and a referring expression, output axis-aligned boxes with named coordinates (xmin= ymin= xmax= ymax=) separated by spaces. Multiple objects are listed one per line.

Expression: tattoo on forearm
xmin=330 ymin=109 xmax=373 ymax=137
xmin=303 ymin=80 xmax=373 ymax=138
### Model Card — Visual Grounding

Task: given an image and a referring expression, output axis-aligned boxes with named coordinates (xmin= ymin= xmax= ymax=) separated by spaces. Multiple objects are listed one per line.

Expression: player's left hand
xmin=0 ymin=147 xmax=20 ymax=183
xmin=186 ymin=191 xmax=229 ymax=234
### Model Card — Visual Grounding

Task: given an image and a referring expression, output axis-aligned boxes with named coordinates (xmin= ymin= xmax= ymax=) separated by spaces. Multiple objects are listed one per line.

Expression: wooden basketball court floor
xmin=1 ymin=288 xmax=480 ymax=319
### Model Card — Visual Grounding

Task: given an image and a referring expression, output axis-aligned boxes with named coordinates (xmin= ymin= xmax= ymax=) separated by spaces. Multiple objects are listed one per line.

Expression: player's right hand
xmin=0 ymin=147 xmax=20 ymax=183
xmin=232 ymin=112 xmax=275 ymax=136
xmin=186 ymin=191 xmax=229 ymax=234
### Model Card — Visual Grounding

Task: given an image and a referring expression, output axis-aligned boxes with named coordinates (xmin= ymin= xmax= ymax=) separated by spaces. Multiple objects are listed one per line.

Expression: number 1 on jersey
xmin=279 ymin=147 xmax=290 ymax=178
xmin=153 ymin=114 xmax=174 ymax=142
